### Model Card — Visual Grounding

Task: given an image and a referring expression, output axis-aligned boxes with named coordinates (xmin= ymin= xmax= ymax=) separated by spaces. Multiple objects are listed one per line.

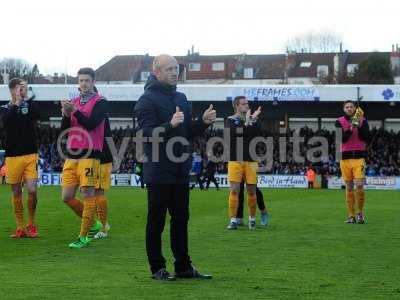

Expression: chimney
xmin=286 ymin=52 xmax=296 ymax=69
xmin=333 ymin=54 xmax=339 ymax=79
xmin=340 ymin=42 xmax=343 ymax=53
xmin=390 ymin=44 xmax=400 ymax=71
xmin=191 ymin=45 xmax=194 ymax=55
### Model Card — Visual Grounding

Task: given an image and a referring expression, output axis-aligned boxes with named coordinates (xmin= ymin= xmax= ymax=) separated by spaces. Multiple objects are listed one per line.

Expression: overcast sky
xmin=1 ymin=0 xmax=399 ymax=75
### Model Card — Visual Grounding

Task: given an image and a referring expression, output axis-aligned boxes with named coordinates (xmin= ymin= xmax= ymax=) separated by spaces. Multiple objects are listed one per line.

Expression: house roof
xmin=95 ymin=51 xmax=392 ymax=81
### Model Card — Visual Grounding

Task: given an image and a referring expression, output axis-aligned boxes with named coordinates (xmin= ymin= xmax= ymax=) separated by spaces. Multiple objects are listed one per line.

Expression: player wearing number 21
xmin=60 ymin=67 xmax=108 ymax=248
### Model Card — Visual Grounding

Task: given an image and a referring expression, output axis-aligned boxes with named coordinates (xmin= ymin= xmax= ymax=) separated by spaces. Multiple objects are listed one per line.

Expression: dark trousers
xmin=139 ymin=174 xmax=145 ymax=189
xmin=237 ymin=183 xmax=266 ymax=219
xmin=205 ymin=174 xmax=219 ymax=190
xmin=190 ymin=174 xmax=204 ymax=190
xmin=308 ymin=181 xmax=314 ymax=189
xmin=146 ymin=183 xmax=192 ymax=274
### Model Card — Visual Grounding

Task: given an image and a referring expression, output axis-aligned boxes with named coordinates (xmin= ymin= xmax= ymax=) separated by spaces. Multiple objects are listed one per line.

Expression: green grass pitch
xmin=0 ymin=185 xmax=399 ymax=299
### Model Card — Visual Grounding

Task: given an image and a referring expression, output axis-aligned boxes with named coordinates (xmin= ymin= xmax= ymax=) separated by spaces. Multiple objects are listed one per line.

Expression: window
xmin=188 ymin=63 xmax=201 ymax=71
xmin=244 ymin=68 xmax=254 ymax=79
xmin=212 ymin=62 xmax=225 ymax=71
xmin=300 ymin=61 xmax=312 ymax=68
xmin=140 ymin=71 xmax=150 ymax=82
xmin=347 ymin=64 xmax=358 ymax=75
xmin=317 ymin=65 xmax=329 ymax=77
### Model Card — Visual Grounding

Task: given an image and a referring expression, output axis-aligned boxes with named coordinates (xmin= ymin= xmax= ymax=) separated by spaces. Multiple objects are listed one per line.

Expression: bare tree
xmin=285 ymin=30 xmax=343 ymax=53
xmin=0 ymin=58 xmax=39 ymax=84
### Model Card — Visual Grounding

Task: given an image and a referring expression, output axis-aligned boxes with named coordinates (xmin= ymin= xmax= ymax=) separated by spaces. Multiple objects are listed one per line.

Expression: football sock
xmin=247 ymin=192 xmax=257 ymax=218
xmin=80 ymin=196 xmax=96 ymax=237
xmin=346 ymin=190 xmax=355 ymax=217
xmin=229 ymin=191 xmax=239 ymax=218
xmin=355 ymin=186 xmax=365 ymax=213
xmin=12 ymin=194 xmax=24 ymax=230
xmin=95 ymin=195 xmax=108 ymax=227
xmin=27 ymin=192 xmax=37 ymax=226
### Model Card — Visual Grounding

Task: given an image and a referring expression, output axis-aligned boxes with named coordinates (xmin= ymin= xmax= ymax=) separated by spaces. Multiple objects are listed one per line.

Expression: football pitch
xmin=0 ymin=185 xmax=399 ymax=300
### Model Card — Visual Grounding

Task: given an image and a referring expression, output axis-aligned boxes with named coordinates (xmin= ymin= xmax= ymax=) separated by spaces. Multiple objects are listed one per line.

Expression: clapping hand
xmin=245 ymin=106 xmax=261 ymax=126
xmin=61 ymin=100 xmax=75 ymax=117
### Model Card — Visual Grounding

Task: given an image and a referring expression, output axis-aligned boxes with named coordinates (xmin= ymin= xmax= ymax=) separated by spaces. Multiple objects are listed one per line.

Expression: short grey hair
xmin=152 ymin=54 xmax=177 ymax=72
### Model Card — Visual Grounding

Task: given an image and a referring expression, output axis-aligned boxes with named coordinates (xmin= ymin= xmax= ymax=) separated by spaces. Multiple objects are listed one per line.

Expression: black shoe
xmin=151 ymin=268 xmax=176 ymax=281
xmin=175 ymin=266 xmax=212 ymax=279
xmin=345 ymin=216 xmax=356 ymax=224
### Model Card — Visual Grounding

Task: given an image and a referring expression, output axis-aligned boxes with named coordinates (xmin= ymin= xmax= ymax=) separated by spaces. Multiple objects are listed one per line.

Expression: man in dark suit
xmin=134 ymin=54 xmax=216 ymax=281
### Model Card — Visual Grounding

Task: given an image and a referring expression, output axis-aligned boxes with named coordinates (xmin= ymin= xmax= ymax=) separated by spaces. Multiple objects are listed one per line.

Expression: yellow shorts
xmin=99 ymin=163 xmax=112 ymax=191
xmin=62 ymin=158 xmax=100 ymax=188
xmin=228 ymin=161 xmax=258 ymax=184
xmin=340 ymin=158 xmax=366 ymax=182
xmin=5 ymin=153 xmax=38 ymax=184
